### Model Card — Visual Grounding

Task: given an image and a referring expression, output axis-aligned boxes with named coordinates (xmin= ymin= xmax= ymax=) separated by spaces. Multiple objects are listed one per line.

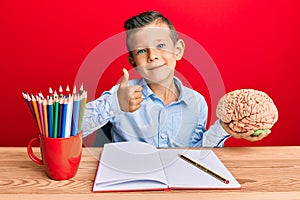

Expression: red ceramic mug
xmin=27 ymin=132 xmax=82 ymax=180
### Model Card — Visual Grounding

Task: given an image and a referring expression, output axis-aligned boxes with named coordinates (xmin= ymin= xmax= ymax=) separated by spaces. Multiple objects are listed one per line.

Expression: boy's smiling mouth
xmin=147 ymin=64 xmax=165 ymax=70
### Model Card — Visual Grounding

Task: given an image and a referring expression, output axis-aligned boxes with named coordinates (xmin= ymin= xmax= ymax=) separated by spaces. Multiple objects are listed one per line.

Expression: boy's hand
xmin=117 ymin=68 xmax=143 ymax=112
xmin=220 ymin=121 xmax=270 ymax=142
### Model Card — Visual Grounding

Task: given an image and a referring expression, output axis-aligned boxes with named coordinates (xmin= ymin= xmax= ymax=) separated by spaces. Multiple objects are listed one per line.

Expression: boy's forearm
xmin=82 ymin=93 xmax=119 ymax=137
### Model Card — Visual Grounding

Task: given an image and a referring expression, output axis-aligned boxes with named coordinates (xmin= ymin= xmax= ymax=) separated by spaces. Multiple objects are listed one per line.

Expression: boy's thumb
xmin=120 ymin=68 xmax=129 ymax=87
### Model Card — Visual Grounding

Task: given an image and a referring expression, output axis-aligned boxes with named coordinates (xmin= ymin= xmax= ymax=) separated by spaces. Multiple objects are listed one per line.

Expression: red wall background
xmin=1 ymin=0 xmax=299 ymax=146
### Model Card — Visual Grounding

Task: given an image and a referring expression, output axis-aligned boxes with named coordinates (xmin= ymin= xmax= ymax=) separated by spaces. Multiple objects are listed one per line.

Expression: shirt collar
xmin=139 ymin=77 xmax=191 ymax=105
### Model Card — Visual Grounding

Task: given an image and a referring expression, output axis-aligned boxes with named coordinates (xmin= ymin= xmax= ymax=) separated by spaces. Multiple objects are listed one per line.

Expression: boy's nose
xmin=147 ymin=48 xmax=159 ymax=62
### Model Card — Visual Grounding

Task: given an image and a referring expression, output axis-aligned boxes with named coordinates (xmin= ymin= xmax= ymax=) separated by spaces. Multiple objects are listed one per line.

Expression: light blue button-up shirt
xmin=82 ymin=77 xmax=230 ymax=147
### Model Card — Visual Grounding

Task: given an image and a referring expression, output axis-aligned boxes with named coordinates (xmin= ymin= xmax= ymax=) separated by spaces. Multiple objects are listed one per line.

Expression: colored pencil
xmin=60 ymin=98 xmax=68 ymax=138
xmin=49 ymin=87 xmax=53 ymax=99
xmin=64 ymin=95 xmax=73 ymax=138
xmin=59 ymin=85 xmax=63 ymax=97
xmin=53 ymin=97 xmax=59 ymax=138
xmin=72 ymin=85 xmax=76 ymax=95
xmin=66 ymin=85 xmax=70 ymax=97
xmin=43 ymin=99 xmax=49 ymax=137
xmin=23 ymin=84 xmax=87 ymax=138
xmin=48 ymin=98 xmax=53 ymax=138
xmin=38 ymin=97 xmax=45 ymax=136
xmin=31 ymin=95 xmax=43 ymax=134
xmin=71 ymin=94 xmax=80 ymax=136
xmin=22 ymin=93 xmax=40 ymax=131
xmin=22 ymin=92 xmax=35 ymax=117
xmin=79 ymin=90 xmax=87 ymax=132
xmin=57 ymin=97 xmax=64 ymax=138
xmin=26 ymin=95 xmax=35 ymax=118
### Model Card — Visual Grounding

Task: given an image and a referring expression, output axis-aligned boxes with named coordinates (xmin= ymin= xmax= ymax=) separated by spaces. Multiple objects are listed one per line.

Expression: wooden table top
xmin=0 ymin=146 xmax=300 ymax=200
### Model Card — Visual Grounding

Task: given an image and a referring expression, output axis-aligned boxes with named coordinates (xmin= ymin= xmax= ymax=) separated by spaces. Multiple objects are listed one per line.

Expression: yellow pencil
xmin=31 ymin=95 xmax=42 ymax=134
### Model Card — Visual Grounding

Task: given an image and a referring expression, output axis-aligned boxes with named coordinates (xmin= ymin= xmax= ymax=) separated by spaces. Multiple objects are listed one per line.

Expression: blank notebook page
xmin=158 ymin=149 xmax=241 ymax=189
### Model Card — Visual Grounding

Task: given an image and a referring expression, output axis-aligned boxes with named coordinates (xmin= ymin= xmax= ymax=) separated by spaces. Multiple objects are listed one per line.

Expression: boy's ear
xmin=175 ymin=39 xmax=185 ymax=60
xmin=127 ymin=56 xmax=136 ymax=67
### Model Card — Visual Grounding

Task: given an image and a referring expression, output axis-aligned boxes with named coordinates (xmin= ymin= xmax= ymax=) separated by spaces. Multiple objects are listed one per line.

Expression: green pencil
xmin=53 ymin=98 xmax=59 ymax=138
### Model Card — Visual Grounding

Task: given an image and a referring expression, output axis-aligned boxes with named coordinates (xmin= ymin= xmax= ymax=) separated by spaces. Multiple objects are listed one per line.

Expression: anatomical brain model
xmin=216 ymin=89 xmax=278 ymax=135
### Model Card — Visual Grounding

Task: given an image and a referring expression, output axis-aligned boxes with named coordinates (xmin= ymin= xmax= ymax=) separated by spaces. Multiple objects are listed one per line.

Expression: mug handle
xmin=27 ymin=137 xmax=43 ymax=165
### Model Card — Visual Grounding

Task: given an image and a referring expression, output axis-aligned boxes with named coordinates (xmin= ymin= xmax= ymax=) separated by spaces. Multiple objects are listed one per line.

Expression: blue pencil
xmin=72 ymin=94 xmax=80 ymax=136
xmin=47 ymin=98 xmax=53 ymax=138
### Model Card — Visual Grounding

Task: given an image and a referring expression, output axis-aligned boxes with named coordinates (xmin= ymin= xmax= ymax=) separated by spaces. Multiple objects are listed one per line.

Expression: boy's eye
xmin=137 ymin=49 xmax=146 ymax=55
xmin=157 ymin=43 xmax=165 ymax=48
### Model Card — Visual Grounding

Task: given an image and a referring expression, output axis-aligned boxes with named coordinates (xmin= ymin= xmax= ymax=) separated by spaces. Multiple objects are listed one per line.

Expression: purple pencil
xmin=22 ymin=92 xmax=35 ymax=118
xmin=57 ymin=97 xmax=64 ymax=138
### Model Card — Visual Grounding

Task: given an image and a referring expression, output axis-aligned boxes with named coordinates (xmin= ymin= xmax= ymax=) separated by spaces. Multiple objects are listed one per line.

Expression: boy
xmin=82 ymin=11 xmax=267 ymax=147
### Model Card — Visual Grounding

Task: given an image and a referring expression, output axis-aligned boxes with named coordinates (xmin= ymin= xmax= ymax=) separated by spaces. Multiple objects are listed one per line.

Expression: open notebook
xmin=92 ymin=141 xmax=241 ymax=192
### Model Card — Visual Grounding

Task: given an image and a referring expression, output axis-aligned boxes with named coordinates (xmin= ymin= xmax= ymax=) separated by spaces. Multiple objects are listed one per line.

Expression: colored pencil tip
xmin=31 ymin=94 xmax=36 ymax=101
xmin=39 ymin=92 xmax=44 ymax=99
xmin=22 ymin=92 xmax=27 ymax=98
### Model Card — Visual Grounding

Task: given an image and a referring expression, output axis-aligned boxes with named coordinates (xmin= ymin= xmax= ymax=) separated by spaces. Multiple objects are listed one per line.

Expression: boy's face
xmin=127 ymin=23 xmax=184 ymax=84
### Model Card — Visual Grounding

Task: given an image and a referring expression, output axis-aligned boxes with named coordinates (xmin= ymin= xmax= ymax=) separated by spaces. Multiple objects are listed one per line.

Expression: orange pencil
xmin=31 ymin=95 xmax=43 ymax=134
xmin=43 ymin=99 xmax=49 ymax=137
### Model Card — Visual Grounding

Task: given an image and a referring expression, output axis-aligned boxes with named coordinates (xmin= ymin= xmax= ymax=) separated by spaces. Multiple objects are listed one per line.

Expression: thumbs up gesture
xmin=117 ymin=68 xmax=143 ymax=112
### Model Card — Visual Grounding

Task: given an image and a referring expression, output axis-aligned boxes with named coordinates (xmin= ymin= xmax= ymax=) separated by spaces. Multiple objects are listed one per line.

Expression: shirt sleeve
xmin=81 ymin=86 xmax=123 ymax=138
xmin=189 ymin=93 xmax=230 ymax=147
xmin=202 ymin=119 xmax=231 ymax=147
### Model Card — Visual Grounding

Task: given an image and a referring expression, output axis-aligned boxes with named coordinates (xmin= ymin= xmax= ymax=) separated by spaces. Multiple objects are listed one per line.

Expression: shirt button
xmin=109 ymin=111 xmax=114 ymax=115
xmin=160 ymin=133 xmax=167 ymax=139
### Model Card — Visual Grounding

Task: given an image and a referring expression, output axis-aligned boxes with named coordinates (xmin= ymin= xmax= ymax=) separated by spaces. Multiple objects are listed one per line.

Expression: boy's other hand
xmin=117 ymin=68 xmax=143 ymax=112
xmin=220 ymin=120 xmax=270 ymax=142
